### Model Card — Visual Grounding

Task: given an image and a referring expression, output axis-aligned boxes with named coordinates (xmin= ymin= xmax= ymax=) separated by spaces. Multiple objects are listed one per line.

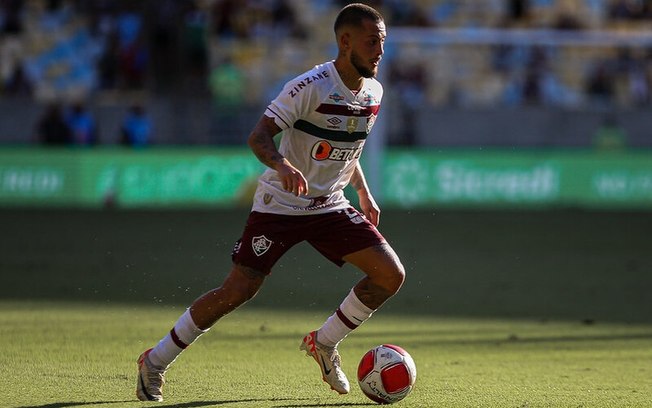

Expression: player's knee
xmin=380 ymin=244 xmax=405 ymax=293
xmin=387 ymin=262 xmax=406 ymax=294
xmin=375 ymin=261 xmax=405 ymax=296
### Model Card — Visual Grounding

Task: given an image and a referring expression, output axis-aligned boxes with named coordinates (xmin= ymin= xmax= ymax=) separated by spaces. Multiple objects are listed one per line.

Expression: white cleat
xmin=136 ymin=348 xmax=166 ymax=402
xmin=300 ymin=331 xmax=350 ymax=394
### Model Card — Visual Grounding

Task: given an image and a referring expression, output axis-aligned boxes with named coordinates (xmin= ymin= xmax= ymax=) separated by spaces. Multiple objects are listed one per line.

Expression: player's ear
xmin=338 ymin=31 xmax=352 ymax=52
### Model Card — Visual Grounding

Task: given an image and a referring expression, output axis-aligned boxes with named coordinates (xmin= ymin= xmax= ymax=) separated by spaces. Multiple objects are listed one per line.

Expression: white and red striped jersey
xmin=251 ymin=61 xmax=383 ymax=215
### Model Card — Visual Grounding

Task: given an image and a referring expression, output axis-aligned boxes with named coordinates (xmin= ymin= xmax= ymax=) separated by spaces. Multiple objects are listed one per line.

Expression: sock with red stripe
xmin=147 ymin=309 xmax=208 ymax=368
xmin=316 ymin=289 xmax=375 ymax=348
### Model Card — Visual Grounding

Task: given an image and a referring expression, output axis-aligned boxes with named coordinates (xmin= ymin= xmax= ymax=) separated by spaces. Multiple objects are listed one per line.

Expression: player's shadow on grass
xmin=155 ymin=398 xmax=319 ymax=408
xmin=157 ymin=399 xmax=378 ymax=408
xmin=18 ymin=399 xmax=325 ymax=408
xmin=17 ymin=402 xmax=133 ymax=408
xmin=17 ymin=398 xmax=378 ymax=408
xmin=273 ymin=404 xmax=378 ymax=407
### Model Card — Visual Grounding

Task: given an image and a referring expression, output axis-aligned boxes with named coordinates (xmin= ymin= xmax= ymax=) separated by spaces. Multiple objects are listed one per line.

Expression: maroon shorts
xmin=231 ymin=207 xmax=386 ymax=274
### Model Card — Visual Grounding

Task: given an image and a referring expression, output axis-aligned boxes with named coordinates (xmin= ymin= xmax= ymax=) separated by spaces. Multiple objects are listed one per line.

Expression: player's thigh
xmin=231 ymin=211 xmax=304 ymax=274
xmin=225 ymin=263 xmax=267 ymax=298
xmin=307 ymin=207 xmax=387 ymax=266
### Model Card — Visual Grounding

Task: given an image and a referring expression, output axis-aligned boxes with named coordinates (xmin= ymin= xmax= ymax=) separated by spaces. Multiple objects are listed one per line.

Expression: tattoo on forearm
xmin=251 ymin=135 xmax=282 ymax=167
xmin=248 ymin=117 xmax=284 ymax=168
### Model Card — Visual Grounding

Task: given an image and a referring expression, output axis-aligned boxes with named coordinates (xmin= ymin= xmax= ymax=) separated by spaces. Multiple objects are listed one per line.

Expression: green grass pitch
xmin=1 ymin=302 xmax=650 ymax=407
xmin=1 ymin=209 xmax=651 ymax=407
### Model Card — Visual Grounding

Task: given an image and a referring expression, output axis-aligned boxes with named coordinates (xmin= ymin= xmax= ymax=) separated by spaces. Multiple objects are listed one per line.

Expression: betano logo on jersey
xmin=311 ymin=140 xmax=363 ymax=162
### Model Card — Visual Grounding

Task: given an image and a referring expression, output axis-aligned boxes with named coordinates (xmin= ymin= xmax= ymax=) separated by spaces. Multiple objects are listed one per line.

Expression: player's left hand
xmin=358 ymin=191 xmax=380 ymax=227
xmin=275 ymin=158 xmax=309 ymax=196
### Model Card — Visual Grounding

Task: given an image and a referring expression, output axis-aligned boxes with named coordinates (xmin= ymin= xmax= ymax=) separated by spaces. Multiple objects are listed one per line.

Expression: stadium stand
xmin=1 ymin=0 xmax=651 ymax=146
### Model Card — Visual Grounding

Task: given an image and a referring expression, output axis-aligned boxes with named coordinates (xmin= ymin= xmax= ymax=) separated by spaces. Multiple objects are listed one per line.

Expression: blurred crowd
xmin=34 ymin=100 xmax=151 ymax=146
xmin=1 ymin=0 xmax=652 ymax=146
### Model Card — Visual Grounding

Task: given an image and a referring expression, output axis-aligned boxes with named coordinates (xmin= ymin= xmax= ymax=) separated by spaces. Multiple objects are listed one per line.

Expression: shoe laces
xmin=329 ymin=349 xmax=342 ymax=368
xmin=327 ymin=349 xmax=348 ymax=383
xmin=317 ymin=344 xmax=342 ymax=369
xmin=143 ymin=357 xmax=166 ymax=385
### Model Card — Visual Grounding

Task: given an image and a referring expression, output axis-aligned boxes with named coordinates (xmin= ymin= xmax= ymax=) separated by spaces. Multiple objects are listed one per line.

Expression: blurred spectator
xmin=93 ymin=5 xmax=148 ymax=90
xmin=116 ymin=9 xmax=142 ymax=49
xmin=65 ymin=102 xmax=98 ymax=145
xmin=209 ymin=57 xmax=244 ymax=143
xmin=149 ymin=2 xmax=178 ymax=62
xmin=388 ymin=59 xmax=428 ymax=145
xmin=608 ymin=0 xmax=652 ymax=20
xmin=84 ymin=0 xmax=119 ymax=37
xmin=1 ymin=0 xmax=25 ymax=93
xmin=585 ymin=60 xmax=616 ymax=106
xmin=499 ymin=45 xmax=571 ymax=106
xmin=522 ymin=46 xmax=555 ymax=104
xmin=521 ymin=67 xmax=543 ymax=104
xmin=520 ymin=46 xmax=543 ymax=104
xmin=39 ymin=0 xmax=72 ymax=32
xmin=147 ymin=0 xmax=181 ymax=92
xmin=492 ymin=43 xmax=522 ymax=74
xmin=36 ymin=103 xmax=73 ymax=145
xmin=553 ymin=10 xmax=584 ymax=30
xmin=98 ymin=31 xmax=120 ymax=89
xmin=211 ymin=0 xmax=306 ymax=41
xmin=182 ymin=0 xmax=209 ymax=76
xmin=609 ymin=0 xmax=634 ymax=19
xmin=212 ymin=0 xmax=249 ymax=39
xmin=270 ymin=0 xmax=307 ymax=39
xmin=118 ymin=36 xmax=148 ymax=89
xmin=507 ymin=0 xmax=530 ymax=23
xmin=115 ymin=10 xmax=147 ymax=89
xmin=0 ymin=0 xmax=24 ymax=34
xmin=385 ymin=0 xmax=433 ymax=27
xmin=120 ymin=104 xmax=152 ymax=147
xmin=3 ymin=63 xmax=31 ymax=96
xmin=612 ymin=47 xmax=651 ymax=105
xmin=209 ymin=57 xmax=244 ymax=107
xmin=628 ymin=63 xmax=650 ymax=105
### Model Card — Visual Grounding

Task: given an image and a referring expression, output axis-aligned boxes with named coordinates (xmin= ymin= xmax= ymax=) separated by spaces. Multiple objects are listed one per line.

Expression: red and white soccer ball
xmin=357 ymin=344 xmax=417 ymax=404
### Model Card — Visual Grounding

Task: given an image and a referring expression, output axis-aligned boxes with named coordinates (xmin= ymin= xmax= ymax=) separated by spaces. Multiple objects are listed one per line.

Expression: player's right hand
xmin=275 ymin=159 xmax=309 ymax=196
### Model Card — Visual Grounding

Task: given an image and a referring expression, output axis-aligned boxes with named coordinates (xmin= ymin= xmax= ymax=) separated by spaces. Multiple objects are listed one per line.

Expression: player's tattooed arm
xmin=247 ymin=115 xmax=284 ymax=168
xmin=247 ymin=115 xmax=309 ymax=196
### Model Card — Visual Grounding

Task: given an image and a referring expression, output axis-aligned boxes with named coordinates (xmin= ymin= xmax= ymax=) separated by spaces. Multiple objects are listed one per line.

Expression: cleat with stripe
xmin=300 ymin=331 xmax=350 ymax=394
xmin=136 ymin=348 xmax=166 ymax=402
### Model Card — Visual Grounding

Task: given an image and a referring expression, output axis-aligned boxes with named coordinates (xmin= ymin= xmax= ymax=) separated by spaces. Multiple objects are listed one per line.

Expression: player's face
xmin=350 ymin=20 xmax=386 ymax=78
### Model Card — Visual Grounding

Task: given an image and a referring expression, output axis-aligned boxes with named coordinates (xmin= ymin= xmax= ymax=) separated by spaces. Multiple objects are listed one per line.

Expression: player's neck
xmin=334 ymin=59 xmax=363 ymax=92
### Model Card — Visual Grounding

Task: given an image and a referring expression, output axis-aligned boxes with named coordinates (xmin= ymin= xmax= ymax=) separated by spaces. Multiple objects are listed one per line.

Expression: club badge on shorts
xmin=252 ymin=235 xmax=273 ymax=256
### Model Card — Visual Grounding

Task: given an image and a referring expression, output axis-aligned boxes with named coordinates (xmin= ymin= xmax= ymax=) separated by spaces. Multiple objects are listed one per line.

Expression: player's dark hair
xmin=334 ymin=3 xmax=383 ymax=33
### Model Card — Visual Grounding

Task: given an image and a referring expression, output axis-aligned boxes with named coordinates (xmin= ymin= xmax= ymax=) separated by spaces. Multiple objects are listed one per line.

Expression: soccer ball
xmin=357 ymin=344 xmax=417 ymax=404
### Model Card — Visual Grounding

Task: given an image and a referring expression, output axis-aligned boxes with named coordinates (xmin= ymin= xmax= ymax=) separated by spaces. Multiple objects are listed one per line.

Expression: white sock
xmin=316 ymin=289 xmax=375 ymax=348
xmin=148 ymin=309 xmax=208 ymax=368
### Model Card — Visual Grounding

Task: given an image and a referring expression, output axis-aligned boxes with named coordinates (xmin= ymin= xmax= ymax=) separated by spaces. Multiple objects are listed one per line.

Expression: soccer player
xmin=136 ymin=3 xmax=404 ymax=401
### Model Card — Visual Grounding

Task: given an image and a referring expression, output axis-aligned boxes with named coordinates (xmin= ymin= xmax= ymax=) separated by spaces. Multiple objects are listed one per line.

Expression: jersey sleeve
xmin=264 ymin=77 xmax=314 ymax=130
